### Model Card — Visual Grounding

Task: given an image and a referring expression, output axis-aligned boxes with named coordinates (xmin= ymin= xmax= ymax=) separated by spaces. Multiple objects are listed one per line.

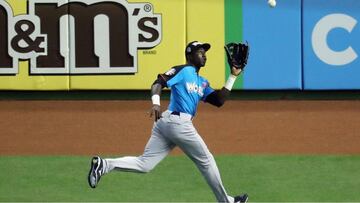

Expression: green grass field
xmin=1 ymin=155 xmax=360 ymax=202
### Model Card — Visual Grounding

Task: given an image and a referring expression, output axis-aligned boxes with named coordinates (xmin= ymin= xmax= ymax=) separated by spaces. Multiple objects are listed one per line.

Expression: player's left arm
xmin=206 ymin=41 xmax=250 ymax=107
xmin=204 ymin=67 xmax=242 ymax=107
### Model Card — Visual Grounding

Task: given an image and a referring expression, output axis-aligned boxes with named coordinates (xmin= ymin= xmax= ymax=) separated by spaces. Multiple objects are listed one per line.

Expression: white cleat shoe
xmin=88 ymin=156 xmax=104 ymax=188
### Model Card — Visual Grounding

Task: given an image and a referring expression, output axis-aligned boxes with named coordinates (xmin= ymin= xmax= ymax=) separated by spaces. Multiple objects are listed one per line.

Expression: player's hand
xmin=231 ymin=66 xmax=242 ymax=76
xmin=150 ymin=104 xmax=161 ymax=122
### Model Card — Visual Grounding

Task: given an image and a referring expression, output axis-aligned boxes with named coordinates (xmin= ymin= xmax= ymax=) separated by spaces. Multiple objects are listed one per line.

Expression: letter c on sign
xmin=312 ymin=13 xmax=358 ymax=66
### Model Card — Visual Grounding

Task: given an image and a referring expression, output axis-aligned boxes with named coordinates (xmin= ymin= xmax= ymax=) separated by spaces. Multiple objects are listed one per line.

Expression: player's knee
xmin=138 ymin=155 xmax=160 ymax=173
xmin=138 ymin=158 xmax=156 ymax=173
xmin=140 ymin=163 xmax=155 ymax=173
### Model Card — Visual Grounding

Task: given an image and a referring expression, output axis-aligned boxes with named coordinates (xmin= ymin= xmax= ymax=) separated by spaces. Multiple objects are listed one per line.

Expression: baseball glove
xmin=224 ymin=42 xmax=250 ymax=70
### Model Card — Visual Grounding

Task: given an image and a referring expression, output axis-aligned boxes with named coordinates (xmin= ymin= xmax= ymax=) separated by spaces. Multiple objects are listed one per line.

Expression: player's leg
xmin=88 ymin=121 xmax=174 ymax=188
xmin=167 ymin=120 xmax=233 ymax=202
xmin=104 ymin=121 xmax=175 ymax=173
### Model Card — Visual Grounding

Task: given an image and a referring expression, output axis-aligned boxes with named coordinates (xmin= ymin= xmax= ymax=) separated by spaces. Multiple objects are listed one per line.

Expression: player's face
xmin=190 ymin=48 xmax=207 ymax=68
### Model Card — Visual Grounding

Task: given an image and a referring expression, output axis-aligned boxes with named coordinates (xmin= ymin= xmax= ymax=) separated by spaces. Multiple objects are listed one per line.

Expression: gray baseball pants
xmin=103 ymin=110 xmax=234 ymax=203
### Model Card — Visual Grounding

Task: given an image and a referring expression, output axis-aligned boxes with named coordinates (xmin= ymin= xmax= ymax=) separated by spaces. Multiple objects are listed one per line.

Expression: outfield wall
xmin=0 ymin=0 xmax=359 ymax=90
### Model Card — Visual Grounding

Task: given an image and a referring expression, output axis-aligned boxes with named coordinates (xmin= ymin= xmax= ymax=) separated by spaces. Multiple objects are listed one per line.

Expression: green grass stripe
xmin=1 ymin=155 xmax=360 ymax=202
xmin=224 ymin=0 xmax=244 ymax=89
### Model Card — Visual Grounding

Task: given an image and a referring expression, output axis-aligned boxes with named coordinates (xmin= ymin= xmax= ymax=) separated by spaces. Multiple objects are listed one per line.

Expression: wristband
xmin=224 ymin=74 xmax=237 ymax=91
xmin=151 ymin=94 xmax=160 ymax=106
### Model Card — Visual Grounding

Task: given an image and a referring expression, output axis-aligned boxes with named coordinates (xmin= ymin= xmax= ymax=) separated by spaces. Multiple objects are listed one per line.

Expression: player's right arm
xmin=150 ymin=82 xmax=163 ymax=121
xmin=150 ymin=65 xmax=186 ymax=121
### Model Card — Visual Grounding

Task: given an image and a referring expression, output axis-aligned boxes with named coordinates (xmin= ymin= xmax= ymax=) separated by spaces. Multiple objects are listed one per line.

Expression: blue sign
xmin=242 ymin=0 xmax=302 ymax=90
xmin=303 ymin=0 xmax=360 ymax=89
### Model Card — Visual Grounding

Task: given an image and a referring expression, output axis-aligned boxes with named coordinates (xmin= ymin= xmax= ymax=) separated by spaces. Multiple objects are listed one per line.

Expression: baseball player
xmin=88 ymin=41 xmax=249 ymax=203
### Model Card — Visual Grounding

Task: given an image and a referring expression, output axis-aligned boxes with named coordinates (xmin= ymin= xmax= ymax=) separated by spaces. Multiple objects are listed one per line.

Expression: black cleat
xmin=234 ymin=193 xmax=249 ymax=203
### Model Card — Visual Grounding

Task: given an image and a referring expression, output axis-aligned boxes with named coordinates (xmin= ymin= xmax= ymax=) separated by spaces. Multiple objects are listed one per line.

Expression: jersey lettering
xmin=164 ymin=68 xmax=176 ymax=76
xmin=186 ymin=82 xmax=204 ymax=97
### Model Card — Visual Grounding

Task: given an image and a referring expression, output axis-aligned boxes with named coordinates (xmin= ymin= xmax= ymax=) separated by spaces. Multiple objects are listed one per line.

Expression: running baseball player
xmin=88 ymin=41 xmax=250 ymax=203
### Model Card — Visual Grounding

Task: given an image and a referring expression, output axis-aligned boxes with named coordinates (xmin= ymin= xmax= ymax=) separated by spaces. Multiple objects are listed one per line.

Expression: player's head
xmin=185 ymin=41 xmax=211 ymax=68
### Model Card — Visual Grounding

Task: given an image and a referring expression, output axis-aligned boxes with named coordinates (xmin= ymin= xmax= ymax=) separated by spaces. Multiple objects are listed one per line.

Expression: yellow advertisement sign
xmin=0 ymin=0 xmax=225 ymax=90
xmin=71 ymin=0 xmax=186 ymax=90
xmin=0 ymin=0 xmax=69 ymax=90
xmin=186 ymin=0 xmax=225 ymax=89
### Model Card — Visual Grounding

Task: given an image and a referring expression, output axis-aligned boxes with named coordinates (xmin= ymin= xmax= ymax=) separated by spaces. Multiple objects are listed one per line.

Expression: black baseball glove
xmin=224 ymin=42 xmax=250 ymax=70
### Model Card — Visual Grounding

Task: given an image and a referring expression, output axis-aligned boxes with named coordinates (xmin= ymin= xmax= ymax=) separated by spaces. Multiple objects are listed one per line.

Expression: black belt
xmin=170 ymin=111 xmax=193 ymax=120
xmin=171 ymin=111 xmax=180 ymax=116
